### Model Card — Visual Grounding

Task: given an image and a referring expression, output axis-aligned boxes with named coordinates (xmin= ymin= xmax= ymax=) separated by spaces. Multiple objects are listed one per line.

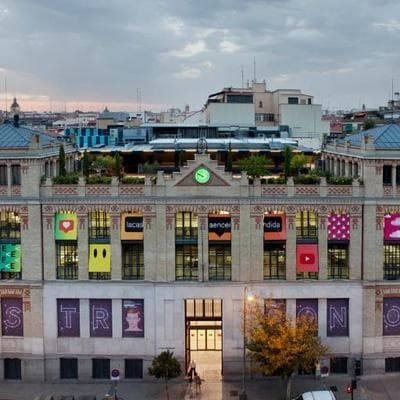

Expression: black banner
xmin=263 ymin=216 xmax=283 ymax=232
xmin=208 ymin=217 xmax=231 ymax=237
xmin=125 ymin=217 xmax=144 ymax=232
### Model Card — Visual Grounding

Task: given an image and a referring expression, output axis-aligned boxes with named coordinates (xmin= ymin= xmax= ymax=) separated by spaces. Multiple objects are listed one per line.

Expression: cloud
xmin=174 ymin=67 xmax=202 ymax=79
xmin=169 ymin=40 xmax=208 ymax=58
xmin=163 ymin=16 xmax=185 ymax=35
xmin=220 ymin=40 xmax=240 ymax=53
xmin=372 ymin=19 xmax=400 ymax=32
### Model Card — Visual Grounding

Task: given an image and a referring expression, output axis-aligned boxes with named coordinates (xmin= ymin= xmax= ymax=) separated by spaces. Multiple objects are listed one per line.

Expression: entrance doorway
xmin=185 ymin=299 xmax=223 ymax=380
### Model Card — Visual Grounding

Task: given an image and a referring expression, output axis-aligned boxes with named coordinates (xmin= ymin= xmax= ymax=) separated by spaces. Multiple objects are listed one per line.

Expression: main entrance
xmin=185 ymin=299 xmax=223 ymax=379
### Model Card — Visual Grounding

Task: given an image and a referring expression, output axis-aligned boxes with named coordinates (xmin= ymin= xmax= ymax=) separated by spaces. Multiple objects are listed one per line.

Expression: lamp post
xmin=241 ymin=287 xmax=254 ymax=400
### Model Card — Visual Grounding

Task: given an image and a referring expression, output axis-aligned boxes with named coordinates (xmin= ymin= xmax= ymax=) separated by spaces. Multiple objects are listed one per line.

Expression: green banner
xmin=55 ymin=212 xmax=77 ymax=240
xmin=0 ymin=244 xmax=21 ymax=272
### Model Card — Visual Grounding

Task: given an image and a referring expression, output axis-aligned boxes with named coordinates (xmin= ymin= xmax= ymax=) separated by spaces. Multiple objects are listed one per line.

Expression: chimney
xmin=13 ymin=114 xmax=19 ymax=128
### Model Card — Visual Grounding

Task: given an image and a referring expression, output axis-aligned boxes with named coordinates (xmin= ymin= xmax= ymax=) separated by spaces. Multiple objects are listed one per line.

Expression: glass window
xmin=125 ymin=359 xmax=143 ymax=379
xmin=60 ymin=358 xmax=78 ymax=379
xmin=175 ymin=212 xmax=198 ymax=241
xmin=122 ymin=242 xmax=144 ymax=280
xmin=11 ymin=165 xmax=21 ymax=185
xmin=56 ymin=241 xmax=78 ymax=280
xmin=331 ymin=357 xmax=348 ymax=374
xmin=209 ymin=243 xmax=231 ymax=281
xmin=88 ymin=211 xmax=110 ymax=242
xmin=0 ymin=165 xmax=7 ymax=185
xmin=0 ymin=212 xmax=21 ymax=240
xmin=328 ymin=244 xmax=349 ymax=279
xmin=288 ymin=97 xmax=299 ymax=104
xmin=296 ymin=211 xmax=317 ymax=239
xmin=384 ymin=244 xmax=400 ymax=280
xmin=4 ymin=358 xmax=21 ymax=380
xmin=264 ymin=243 xmax=286 ymax=279
xmin=383 ymin=165 xmax=392 ymax=185
xmin=92 ymin=358 xmax=110 ymax=379
xmin=385 ymin=357 xmax=400 ymax=372
xmin=176 ymin=244 xmax=198 ymax=281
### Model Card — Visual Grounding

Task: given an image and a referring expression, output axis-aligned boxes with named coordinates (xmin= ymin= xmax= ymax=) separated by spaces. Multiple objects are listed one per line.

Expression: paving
xmin=0 ymin=374 xmax=397 ymax=400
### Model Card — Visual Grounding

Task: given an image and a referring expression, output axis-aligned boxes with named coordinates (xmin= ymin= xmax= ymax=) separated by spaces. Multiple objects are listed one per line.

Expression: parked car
xmin=292 ymin=390 xmax=337 ymax=400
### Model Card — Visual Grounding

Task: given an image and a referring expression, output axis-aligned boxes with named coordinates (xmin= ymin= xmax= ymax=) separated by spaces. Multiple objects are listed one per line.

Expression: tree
xmin=114 ymin=152 xmax=123 ymax=179
xmin=226 ymin=142 xmax=233 ymax=171
xmin=239 ymin=154 xmax=269 ymax=179
xmin=82 ymin=150 xmax=90 ymax=179
xmin=363 ymin=118 xmax=376 ymax=130
xmin=141 ymin=161 xmax=160 ymax=175
xmin=58 ymin=144 xmax=66 ymax=177
xmin=246 ymin=300 xmax=329 ymax=400
xmin=92 ymin=155 xmax=115 ymax=176
xmin=291 ymin=154 xmax=308 ymax=175
xmin=148 ymin=350 xmax=182 ymax=400
xmin=283 ymin=146 xmax=292 ymax=181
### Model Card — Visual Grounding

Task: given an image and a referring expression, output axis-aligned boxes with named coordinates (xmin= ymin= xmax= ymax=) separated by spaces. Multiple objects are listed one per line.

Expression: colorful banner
xmin=55 ymin=212 xmax=77 ymax=240
xmin=57 ymin=299 xmax=80 ymax=337
xmin=264 ymin=214 xmax=286 ymax=241
xmin=208 ymin=215 xmax=231 ymax=241
xmin=88 ymin=244 xmax=111 ymax=272
xmin=296 ymin=299 xmax=318 ymax=324
xmin=384 ymin=214 xmax=400 ymax=240
xmin=327 ymin=299 xmax=349 ymax=337
xmin=122 ymin=299 xmax=144 ymax=337
xmin=1 ymin=297 xmax=23 ymax=336
xmin=120 ymin=213 xmax=144 ymax=240
xmin=383 ymin=297 xmax=400 ymax=335
xmin=328 ymin=213 xmax=350 ymax=241
xmin=90 ymin=299 xmax=112 ymax=337
xmin=296 ymin=244 xmax=318 ymax=272
xmin=264 ymin=299 xmax=286 ymax=319
xmin=0 ymin=244 xmax=21 ymax=272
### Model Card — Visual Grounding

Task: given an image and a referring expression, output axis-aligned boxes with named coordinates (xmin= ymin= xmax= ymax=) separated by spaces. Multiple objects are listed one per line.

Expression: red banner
xmin=296 ymin=244 xmax=318 ymax=272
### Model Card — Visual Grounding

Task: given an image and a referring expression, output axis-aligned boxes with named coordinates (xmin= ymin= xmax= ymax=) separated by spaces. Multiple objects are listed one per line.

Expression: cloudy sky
xmin=0 ymin=0 xmax=399 ymax=112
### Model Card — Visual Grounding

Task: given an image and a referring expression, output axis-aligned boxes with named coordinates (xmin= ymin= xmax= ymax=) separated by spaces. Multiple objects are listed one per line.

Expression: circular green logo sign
xmin=194 ymin=167 xmax=210 ymax=184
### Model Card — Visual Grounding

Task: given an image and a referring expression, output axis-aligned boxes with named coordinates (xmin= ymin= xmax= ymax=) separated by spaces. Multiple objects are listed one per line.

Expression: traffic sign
xmin=111 ymin=368 xmax=120 ymax=381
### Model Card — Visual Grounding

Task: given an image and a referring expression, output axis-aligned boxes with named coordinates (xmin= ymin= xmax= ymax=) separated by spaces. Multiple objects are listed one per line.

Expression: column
xmin=318 ymin=298 xmax=327 ymax=339
xmin=286 ymin=210 xmax=296 ymax=280
xmin=250 ymin=213 xmax=264 ymax=281
xmin=198 ymin=214 xmax=208 ymax=281
xmin=155 ymin=204 xmax=167 ymax=281
xmin=6 ymin=163 xmax=11 ymax=196
xmin=110 ymin=212 xmax=122 ymax=280
xmin=78 ymin=213 xmax=88 ymax=280
xmin=349 ymin=208 xmax=362 ymax=280
xmin=165 ymin=209 xmax=175 ymax=281
xmin=392 ymin=163 xmax=397 ymax=194
xmin=345 ymin=160 xmax=349 ymax=177
xmin=231 ymin=212 xmax=241 ymax=281
xmin=318 ymin=211 xmax=328 ymax=280
xmin=238 ymin=204 xmax=251 ymax=281
xmin=363 ymin=205 xmax=381 ymax=280
xmin=43 ymin=212 xmax=56 ymax=280
xmin=144 ymin=211 xmax=157 ymax=281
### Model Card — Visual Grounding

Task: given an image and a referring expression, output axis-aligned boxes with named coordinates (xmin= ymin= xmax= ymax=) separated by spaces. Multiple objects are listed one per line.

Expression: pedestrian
xmin=187 ymin=359 xmax=196 ymax=381
xmin=194 ymin=373 xmax=202 ymax=393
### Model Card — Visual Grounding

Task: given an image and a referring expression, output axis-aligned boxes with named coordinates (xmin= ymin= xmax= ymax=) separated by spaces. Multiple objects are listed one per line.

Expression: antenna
xmin=136 ymin=88 xmax=142 ymax=112
xmin=4 ymin=75 xmax=8 ymax=119
xmin=253 ymin=57 xmax=257 ymax=83
xmin=391 ymin=77 xmax=394 ymax=123
xmin=241 ymin=66 xmax=244 ymax=88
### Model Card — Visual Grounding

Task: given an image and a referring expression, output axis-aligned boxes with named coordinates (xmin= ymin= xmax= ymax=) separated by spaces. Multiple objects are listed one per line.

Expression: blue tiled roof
xmin=338 ymin=124 xmax=400 ymax=149
xmin=0 ymin=122 xmax=57 ymax=148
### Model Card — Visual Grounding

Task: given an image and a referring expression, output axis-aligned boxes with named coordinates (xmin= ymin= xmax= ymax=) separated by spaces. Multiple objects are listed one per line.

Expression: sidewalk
xmin=0 ymin=374 xmax=396 ymax=400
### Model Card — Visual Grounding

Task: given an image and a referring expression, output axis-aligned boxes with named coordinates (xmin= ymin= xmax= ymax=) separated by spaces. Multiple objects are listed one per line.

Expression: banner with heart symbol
xmin=55 ymin=212 xmax=78 ymax=240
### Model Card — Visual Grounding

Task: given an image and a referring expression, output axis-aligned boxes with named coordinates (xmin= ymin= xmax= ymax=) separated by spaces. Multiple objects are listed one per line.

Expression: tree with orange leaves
xmin=246 ymin=300 xmax=329 ymax=400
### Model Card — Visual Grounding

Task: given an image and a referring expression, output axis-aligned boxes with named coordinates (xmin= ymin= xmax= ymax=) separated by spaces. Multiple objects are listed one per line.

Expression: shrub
xmin=53 ymin=173 xmax=79 ymax=185
xmin=267 ymin=177 xmax=286 ymax=184
xmin=86 ymin=175 xmax=112 ymax=184
xmin=121 ymin=176 xmax=145 ymax=184
xmin=327 ymin=176 xmax=353 ymax=185
xmin=293 ymin=175 xmax=320 ymax=184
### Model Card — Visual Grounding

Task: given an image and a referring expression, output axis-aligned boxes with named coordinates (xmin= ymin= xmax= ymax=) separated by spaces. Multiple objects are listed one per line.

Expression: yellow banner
xmin=88 ymin=244 xmax=111 ymax=272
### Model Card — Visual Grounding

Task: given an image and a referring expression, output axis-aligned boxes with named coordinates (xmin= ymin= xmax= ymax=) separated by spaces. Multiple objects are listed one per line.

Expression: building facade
xmin=1 ymin=122 xmax=400 ymax=382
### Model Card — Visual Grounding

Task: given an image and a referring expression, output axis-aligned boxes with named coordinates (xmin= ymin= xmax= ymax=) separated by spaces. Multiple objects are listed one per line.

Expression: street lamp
xmin=241 ymin=287 xmax=254 ymax=400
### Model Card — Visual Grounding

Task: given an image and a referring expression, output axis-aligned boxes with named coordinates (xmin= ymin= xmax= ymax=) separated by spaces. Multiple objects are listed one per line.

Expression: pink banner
xmin=328 ymin=213 xmax=350 ymax=240
xmin=384 ymin=214 xmax=400 ymax=240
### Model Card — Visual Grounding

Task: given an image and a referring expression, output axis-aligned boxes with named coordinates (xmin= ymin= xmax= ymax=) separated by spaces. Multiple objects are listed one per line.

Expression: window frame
xmin=208 ymin=242 xmax=231 ymax=281
xmin=122 ymin=241 xmax=144 ymax=280
xmin=263 ymin=242 xmax=286 ymax=280
xmin=92 ymin=358 xmax=110 ymax=379
xmin=56 ymin=240 xmax=78 ymax=280
xmin=175 ymin=243 xmax=198 ymax=281
xmin=328 ymin=243 xmax=349 ymax=279
xmin=296 ymin=211 xmax=318 ymax=239
xmin=60 ymin=358 xmax=78 ymax=379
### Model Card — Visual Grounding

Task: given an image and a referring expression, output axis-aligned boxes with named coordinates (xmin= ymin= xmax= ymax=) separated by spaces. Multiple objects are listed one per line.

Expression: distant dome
xmin=10 ymin=97 xmax=20 ymax=114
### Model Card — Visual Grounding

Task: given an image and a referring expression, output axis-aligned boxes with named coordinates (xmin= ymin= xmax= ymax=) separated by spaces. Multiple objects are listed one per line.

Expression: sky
xmin=0 ymin=0 xmax=399 ymax=113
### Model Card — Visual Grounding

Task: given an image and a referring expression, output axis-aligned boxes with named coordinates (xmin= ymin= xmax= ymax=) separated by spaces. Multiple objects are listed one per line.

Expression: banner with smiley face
xmin=88 ymin=244 xmax=111 ymax=272
xmin=55 ymin=212 xmax=77 ymax=240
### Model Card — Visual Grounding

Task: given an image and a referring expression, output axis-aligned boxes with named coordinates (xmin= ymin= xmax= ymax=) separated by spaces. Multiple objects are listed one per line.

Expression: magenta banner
xmin=328 ymin=213 xmax=350 ymax=240
xmin=296 ymin=299 xmax=318 ymax=324
xmin=122 ymin=299 xmax=144 ymax=337
xmin=383 ymin=297 xmax=400 ymax=336
xmin=90 ymin=299 xmax=112 ymax=337
xmin=264 ymin=299 xmax=286 ymax=319
xmin=57 ymin=299 xmax=80 ymax=337
xmin=327 ymin=299 xmax=349 ymax=337
xmin=1 ymin=298 xmax=23 ymax=336
xmin=384 ymin=214 xmax=400 ymax=240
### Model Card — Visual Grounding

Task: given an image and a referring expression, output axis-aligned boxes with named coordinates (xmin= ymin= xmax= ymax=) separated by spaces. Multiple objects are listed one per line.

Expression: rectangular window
xmin=0 ymin=212 xmax=21 ymax=240
xmin=383 ymin=165 xmax=392 ymax=185
xmin=176 ymin=244 xmax=198 ymax=281
xmin=11 ymin=165 xmax=21 ymax=185
xmin=330 ymin=357 xmax=348 ymax=374
xmin=385 ymin=357 xmax=400 ymax=372
xmin=4 ymin=358 xmax=21 ymax=380
xmin=92 ymin=358 xmax=110 ymax=379
xmin=384 ymin=244 xmax=400 ymax=280
xmin=56 ymin=241 xmax=78 ymax=280
xmin=88 ymin=211 xmax=110 ymax=242
xmin=296 ymin=211 xmax=318 ymax=239
xmin=255 ymin=113 xmax=263 ymax=122
xmin=60 ymin=358 xmax=78 ymax=379
xmin=396 ymin=166 xmax=400 ymax=185
xmin=0 ymin=243 xmax=22 ymax=280
xmin=328 ymin=244 xmax=349 ymax=279
xmin=264 ymin=242 xmax=286 ymax=279
xmin=209 ymin=243 xmax=231 ymax=281
xmin=288 ymin=97 xmax=299 ymax=104
xmin=122 ymin=242 xmax=144 ymax=280
xmin=0 ymin=165 xmax=7 ymax=185
xmin=125 ymin=359 xmax=143 ymax=379
xmin=175 ymin=212 xmax=198 ymax=241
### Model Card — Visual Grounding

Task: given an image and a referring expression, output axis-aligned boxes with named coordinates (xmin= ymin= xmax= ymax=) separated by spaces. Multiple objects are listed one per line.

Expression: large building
xmin=2 ymin=117 xmax=400 ymax=382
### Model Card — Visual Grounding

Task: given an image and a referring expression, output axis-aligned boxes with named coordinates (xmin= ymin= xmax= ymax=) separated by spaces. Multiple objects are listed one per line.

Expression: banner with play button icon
xmin=296 ymin=243 xmax=318 ymax=272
